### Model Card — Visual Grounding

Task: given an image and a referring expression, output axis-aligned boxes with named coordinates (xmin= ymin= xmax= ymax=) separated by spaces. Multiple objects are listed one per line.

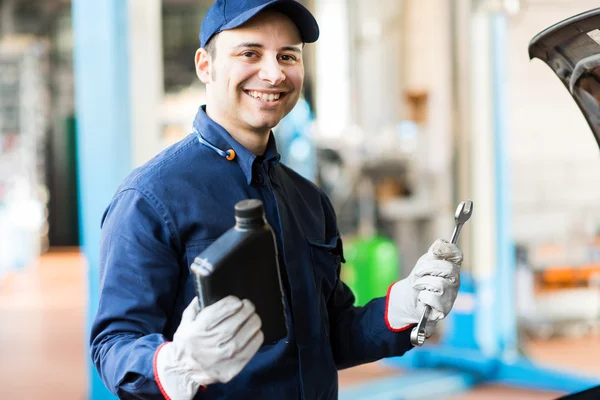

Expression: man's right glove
xmin=385 ymin=239 xmax=463 ymax=337
xmin=154 ymin=296 xmax=263 ymax=400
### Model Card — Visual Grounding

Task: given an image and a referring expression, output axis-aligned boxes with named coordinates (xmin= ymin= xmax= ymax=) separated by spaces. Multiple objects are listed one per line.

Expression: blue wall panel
xmin=72 ymin=1 xmax=132 ymax=398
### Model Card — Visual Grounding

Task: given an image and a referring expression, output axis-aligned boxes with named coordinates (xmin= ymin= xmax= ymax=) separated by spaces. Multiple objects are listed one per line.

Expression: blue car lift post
xmin=341 ymin=9 xmax=599 ymax=400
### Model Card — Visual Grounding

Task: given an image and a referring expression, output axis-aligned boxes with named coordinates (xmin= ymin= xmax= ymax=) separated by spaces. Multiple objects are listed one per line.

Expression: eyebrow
xmin=233 ymin=42 xmax=302 ymax=54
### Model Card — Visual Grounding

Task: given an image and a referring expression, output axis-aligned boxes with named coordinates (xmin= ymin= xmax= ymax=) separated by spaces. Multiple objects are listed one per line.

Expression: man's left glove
xmin=385 ymin=239 xmax=463 ymax=336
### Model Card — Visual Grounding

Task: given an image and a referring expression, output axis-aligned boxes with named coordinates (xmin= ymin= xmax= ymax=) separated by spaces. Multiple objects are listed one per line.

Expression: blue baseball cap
xmin=200 ymin=0 xmax=320 ymax=48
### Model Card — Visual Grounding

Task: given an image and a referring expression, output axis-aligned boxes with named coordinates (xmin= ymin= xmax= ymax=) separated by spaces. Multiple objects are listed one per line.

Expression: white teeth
xmin=248 ymin=91 xmax=280 ymax=101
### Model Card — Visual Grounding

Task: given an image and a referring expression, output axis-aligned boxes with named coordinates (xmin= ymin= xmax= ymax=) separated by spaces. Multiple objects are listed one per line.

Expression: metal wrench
xmin=410 ymin=200 xmax=473 ymax=347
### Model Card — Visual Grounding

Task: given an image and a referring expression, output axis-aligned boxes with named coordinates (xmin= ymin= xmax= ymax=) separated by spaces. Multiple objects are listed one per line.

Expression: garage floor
xmin=0 ymin=249 xmax=597 ymax=399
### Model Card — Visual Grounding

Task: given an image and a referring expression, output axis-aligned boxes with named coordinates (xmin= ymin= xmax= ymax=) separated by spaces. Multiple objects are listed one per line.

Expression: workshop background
xmin=1 ymin=0 xmax=600 ymax=399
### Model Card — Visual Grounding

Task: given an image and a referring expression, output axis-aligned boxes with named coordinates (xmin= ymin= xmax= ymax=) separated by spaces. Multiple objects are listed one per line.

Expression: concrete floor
xmin=0 ymin=249 xmax=597 ymax=399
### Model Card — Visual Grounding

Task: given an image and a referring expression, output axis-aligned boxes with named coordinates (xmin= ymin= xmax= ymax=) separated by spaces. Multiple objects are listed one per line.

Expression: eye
xmin=241 ymin=51 xmax=258 ymax=58
xmin=280 ymin=54 xmax=297 ymax=62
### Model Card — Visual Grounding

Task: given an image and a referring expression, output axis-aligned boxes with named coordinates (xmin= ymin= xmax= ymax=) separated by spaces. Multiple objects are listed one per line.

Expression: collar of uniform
xmin=262 ymin=133 xmax=281 ymax=168
xmin=193 ymin=105 xmax=281 ymax=185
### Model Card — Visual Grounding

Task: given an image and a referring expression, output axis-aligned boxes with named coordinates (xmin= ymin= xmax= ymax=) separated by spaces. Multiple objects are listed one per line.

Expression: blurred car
xmin=528 ymin=7 xmax=600 ymax=400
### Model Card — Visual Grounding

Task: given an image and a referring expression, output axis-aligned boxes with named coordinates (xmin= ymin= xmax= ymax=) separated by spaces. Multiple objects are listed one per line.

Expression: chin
xmin=250 ymin=117 xmax=283 ymax=132
xmin=253 ymin=123 xmax=279 ymax=133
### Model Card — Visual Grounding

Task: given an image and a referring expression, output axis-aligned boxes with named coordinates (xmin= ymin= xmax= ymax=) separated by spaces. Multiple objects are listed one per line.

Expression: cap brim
xmin=220 ymin=0 xmax=319 ymax=44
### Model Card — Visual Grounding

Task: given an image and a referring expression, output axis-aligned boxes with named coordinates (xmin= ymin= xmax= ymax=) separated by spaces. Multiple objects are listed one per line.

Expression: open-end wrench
xmin=410 ymin=200 xmax=473 ymax=347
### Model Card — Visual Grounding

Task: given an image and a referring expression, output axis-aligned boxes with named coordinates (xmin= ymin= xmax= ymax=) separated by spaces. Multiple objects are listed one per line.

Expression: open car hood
xmin=529 ymin=10 xmax=600 ymax=399
xmin=529 ymin=8 xmax=600 ymax=150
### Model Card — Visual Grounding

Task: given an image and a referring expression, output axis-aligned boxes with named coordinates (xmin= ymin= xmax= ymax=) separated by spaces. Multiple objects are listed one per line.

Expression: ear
xmin=195 ymin=48 xmax=212 ymax=83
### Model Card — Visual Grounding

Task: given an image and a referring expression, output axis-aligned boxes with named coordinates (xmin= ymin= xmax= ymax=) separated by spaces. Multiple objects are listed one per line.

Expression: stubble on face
xmin=204 ymin=34 xmax=219 ymax=80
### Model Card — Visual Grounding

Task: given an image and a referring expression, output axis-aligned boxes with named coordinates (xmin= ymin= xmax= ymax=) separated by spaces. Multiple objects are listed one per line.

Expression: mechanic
xmin=90 ymin=0 xmax=463 ymax=399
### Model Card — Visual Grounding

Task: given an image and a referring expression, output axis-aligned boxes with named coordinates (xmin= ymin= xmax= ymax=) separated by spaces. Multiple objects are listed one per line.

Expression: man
xmin=90 ymin=0 xmax=463 ymax=399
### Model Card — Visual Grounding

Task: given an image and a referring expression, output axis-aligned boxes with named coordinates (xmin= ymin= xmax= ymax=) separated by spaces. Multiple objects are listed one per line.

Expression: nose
xmin=258 ymin=57 xmax=285 ymax=86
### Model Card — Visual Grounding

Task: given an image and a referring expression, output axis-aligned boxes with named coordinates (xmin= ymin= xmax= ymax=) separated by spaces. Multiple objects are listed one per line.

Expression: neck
xmin=205 ymin=106 xmax=269 ymax=156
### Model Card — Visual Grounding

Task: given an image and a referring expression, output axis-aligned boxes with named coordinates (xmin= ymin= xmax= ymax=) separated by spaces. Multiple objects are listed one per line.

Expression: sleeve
xmin=319 ymin=192 xmax=414 ymax=370
xmin=90 ymin=188 xmax=182 ymax=399
xmin=327 ymin=279 xmax=414 ymax=370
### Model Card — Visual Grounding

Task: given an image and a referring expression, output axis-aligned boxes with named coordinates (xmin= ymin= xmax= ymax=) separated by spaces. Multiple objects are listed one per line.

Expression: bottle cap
xmin=234 ymin=199 xmax=264 ymax=220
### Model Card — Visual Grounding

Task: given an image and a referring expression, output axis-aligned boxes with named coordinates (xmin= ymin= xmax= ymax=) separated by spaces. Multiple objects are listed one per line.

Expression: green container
xmin=341 ymin=236 xmax=400 ymax=306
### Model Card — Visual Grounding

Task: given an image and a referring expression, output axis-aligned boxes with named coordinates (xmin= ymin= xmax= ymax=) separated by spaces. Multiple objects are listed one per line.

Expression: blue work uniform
xmin=90 ymin=106 xmax=414 ymax=399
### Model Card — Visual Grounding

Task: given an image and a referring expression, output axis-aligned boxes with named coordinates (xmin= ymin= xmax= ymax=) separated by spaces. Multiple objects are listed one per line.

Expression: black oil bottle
xmin=191 ymin=199 xmax=287 ymax=344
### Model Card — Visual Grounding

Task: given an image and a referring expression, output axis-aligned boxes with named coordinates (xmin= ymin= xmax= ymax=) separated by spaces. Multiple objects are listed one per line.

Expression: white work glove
xmin=385 ymin=239 xmax=463 ymax=336
xmin=155 ymin=296 xmax=264 ymax=400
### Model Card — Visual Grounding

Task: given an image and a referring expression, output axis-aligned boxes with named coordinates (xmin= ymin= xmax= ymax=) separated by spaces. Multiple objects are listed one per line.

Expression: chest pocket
xmin=307 ymin=236 xmax=344 ymax=339
xmin=307 ymin=236 xmax=344 ymax=301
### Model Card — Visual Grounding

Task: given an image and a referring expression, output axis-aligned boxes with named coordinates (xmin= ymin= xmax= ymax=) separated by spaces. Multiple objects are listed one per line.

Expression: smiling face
xmin=196 ymin=10 xmax=304 ymax=151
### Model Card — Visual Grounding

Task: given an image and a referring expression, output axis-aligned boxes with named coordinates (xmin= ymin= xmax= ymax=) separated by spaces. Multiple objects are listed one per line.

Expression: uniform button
xmin=254 ymin=174 xmax=264 ymax=185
